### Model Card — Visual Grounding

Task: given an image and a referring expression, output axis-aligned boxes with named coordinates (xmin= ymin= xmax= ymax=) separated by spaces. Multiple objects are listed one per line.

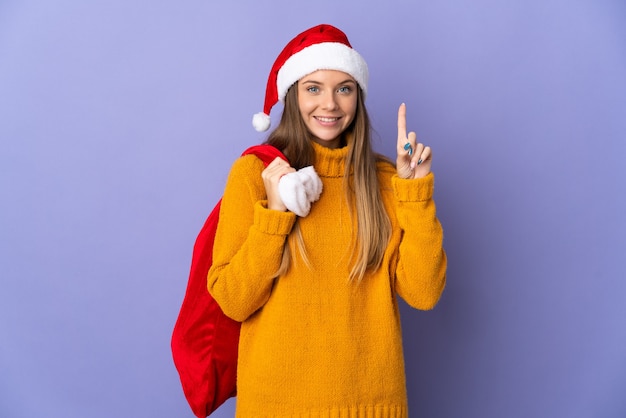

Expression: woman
xmin=208 ymin=24 xmax=446 ymax=417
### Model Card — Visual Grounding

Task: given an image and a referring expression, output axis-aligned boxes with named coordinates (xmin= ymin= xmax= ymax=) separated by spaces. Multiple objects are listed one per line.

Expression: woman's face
xmin=297 ymin=70 xmax=358 ymax=149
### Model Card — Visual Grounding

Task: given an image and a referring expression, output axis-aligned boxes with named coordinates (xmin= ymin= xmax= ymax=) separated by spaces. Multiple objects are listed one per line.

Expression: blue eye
xmin=338 ymin=86 xmax=352 ymax=94
xmin=307 ymin=86 xmax=319 ymax=93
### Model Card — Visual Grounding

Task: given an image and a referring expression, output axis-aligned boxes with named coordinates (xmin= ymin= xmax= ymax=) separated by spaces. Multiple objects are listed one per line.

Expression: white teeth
xmin=317 ymin=117 xmax=338 ymax=122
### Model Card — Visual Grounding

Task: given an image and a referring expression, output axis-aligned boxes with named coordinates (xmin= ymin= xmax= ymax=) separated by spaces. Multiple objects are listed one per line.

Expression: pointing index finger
xmin=397 ymin=103 xmax=407 ymax=143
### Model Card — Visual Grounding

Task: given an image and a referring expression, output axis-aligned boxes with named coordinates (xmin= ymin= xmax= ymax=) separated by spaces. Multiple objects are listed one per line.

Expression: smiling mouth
xmin=315 ymin=116 xmax=340 ymax=123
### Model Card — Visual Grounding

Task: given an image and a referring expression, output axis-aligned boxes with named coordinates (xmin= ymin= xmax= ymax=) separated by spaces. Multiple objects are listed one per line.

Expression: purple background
xmin=1 ymin=1 xmax=625 ymax=417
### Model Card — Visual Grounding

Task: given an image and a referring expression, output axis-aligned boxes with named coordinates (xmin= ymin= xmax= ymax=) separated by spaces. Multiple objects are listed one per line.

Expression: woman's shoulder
xmin=375 ymin=154 xmax=396 ymax=177
xmin=229 ymin=152 xmax=267 ymax=175
xmin=222 ymin=152 xmax=267 ymax=194
xmin=375 ymin=155 xmax=396 ymax=194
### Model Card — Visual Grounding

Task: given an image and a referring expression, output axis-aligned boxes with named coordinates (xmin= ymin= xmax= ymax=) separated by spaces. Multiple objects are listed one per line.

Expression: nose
xmin=321 ymin=92 xmax=339 ymax=111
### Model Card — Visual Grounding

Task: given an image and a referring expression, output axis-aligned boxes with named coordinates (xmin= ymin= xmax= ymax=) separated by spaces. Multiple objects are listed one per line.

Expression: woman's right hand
xmin=261 ymin=157 xmax=296 ymax=211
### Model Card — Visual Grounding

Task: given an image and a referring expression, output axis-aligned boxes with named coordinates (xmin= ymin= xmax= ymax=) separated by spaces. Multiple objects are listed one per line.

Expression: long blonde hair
xmin=265 ymin=84 xmax=392 ymax=281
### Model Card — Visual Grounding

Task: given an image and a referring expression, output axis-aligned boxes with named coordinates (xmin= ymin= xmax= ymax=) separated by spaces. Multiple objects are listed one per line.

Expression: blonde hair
xmin=265 ymin=84 xmax=391 ymax=281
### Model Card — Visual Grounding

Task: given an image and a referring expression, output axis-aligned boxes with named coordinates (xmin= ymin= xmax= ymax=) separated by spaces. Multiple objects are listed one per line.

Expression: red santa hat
xmin=252 ymin=24 xmax=369 ymax=132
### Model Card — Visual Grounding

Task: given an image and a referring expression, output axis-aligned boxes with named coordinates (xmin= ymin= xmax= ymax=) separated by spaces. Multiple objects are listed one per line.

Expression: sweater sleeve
xmin=207 ymin=155 xmax=297 ymax=322
xmin=391 ymin=172 xmax=447 ymax=310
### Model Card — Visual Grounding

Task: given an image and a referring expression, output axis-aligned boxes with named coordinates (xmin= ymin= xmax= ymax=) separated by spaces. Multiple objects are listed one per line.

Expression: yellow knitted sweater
xmin=208 ymin=141 xmax=446 ymax=417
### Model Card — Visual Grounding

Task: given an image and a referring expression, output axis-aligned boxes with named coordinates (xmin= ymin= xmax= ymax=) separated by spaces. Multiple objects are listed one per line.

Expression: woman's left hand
xmin=396 ymin=103 xmax=432 ymax=179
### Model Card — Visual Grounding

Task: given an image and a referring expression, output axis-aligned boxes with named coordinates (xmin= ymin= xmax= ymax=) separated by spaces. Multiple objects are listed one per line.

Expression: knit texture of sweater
xmin=208 ymin=141 xmax=447 ymax=417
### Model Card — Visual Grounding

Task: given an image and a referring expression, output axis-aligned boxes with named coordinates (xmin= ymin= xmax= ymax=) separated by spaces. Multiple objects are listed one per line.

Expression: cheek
xmin=297 ymin=96 xmax=314 ymax=117
xmin=344 ymin=99 xmax=357 ymax=122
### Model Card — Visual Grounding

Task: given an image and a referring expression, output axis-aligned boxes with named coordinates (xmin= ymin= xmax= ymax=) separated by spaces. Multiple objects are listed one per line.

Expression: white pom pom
xmin=278 ymin=166 xmax=323 ymax=217
xmin=252 ymin=112 xmax=271 ymax=132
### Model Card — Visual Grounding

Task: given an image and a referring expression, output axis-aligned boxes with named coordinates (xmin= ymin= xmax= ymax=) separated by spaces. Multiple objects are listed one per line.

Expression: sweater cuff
xmin=392 ymin=172 xmax=435 ymax=202
xmin=253 ymin=200 xmax=297 ymax=235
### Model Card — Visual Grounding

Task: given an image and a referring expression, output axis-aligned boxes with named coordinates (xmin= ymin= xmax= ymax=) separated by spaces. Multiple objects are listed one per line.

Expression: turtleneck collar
xmin=311 ymin=140 xmax=350 ymax=178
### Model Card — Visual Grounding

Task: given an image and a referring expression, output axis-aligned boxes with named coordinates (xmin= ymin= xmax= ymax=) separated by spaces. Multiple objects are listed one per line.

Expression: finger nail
xmin=403 ymin=142 xmax=413 ymax=156
xmin=417 ymin=159 xmax=423 ymax=165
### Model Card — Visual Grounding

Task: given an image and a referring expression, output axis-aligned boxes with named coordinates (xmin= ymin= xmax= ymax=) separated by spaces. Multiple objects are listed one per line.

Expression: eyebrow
xmin=301 ymin=79 xmax=357 ymax=86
